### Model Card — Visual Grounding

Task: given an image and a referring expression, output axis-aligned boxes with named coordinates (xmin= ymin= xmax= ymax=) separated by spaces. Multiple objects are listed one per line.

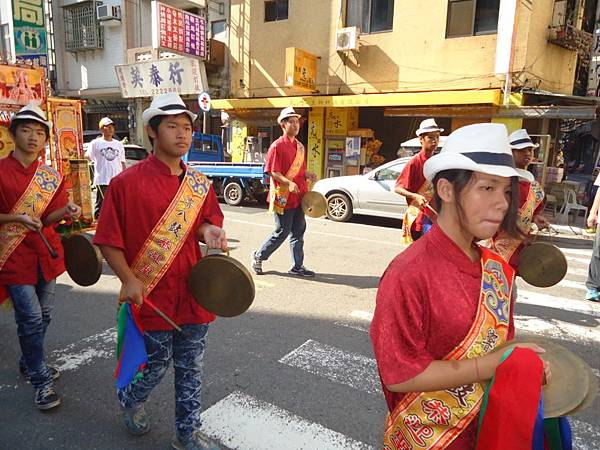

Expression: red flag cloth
xmin=476 ymin=347 xmax=544 ymax=449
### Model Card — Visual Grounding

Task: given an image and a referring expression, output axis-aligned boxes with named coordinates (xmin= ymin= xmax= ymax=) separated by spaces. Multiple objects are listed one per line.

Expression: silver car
xmin=312 ymin=157 xmax=410 ymax=222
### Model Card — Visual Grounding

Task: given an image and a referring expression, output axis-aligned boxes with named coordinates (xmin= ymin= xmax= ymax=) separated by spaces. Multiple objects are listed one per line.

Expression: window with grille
xmin=265 ymin=0 xmax=288 ymax=22
xmin=446 ymin=0 xmax=501 ymax=38
xmin=63 ymin=1 xmax=104 ymax=51
xmin=346 ymin=0 xmax=394 ymax=33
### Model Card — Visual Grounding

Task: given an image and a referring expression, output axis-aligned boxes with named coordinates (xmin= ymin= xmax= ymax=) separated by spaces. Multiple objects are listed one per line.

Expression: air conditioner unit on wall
xmin=336 ymin=26 xmax=359 ymax=52
xmin=97 ymin=4 xmax=121 ymax=23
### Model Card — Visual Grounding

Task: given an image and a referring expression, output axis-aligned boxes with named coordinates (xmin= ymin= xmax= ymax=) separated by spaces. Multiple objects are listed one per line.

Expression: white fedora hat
xmin=98 ymin=117 xmax=114 ymax=128
xmin=11 ymin=102 xmax=52 ymax=131
xmin=416 ymin=118 xmax=444 ymax=136
xmin=509 ymin=129 xmax=539 ymax=150
xmin=142 ymin=92 xmax=197 ymax=126
xmin=277 ymin=106 xmax=301 ymax=124
xmin=423 ymin=123 xmax=534 ymax=182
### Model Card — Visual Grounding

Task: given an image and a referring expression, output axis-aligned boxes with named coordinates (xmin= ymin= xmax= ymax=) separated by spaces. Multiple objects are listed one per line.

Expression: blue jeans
xmin=256 ymin=207 xmax=306 ymax=269
xmin=6 ymin=275 xmax=56 ymax=390
xmin=117 ymin=324 xmax=209 ymax=441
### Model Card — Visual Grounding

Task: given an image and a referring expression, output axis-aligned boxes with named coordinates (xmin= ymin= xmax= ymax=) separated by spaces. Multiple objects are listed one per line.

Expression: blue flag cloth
xmin=115 ymin=303 xmax=147 ymax=389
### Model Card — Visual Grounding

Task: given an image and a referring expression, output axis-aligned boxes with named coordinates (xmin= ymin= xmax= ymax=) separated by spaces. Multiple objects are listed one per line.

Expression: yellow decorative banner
xmin=325 ymin=107 xmax=358 ymax=136
xmin=231 ymin=119 xmax=247 ymax=163
xmin=0 ymin=125 xmax=15 ymax=159
xmin=307 ymin=107 xmax=325 ymax=179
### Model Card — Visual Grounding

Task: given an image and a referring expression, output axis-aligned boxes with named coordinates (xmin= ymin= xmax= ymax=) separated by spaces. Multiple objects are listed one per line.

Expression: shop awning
xmin=384 ymin=105 xmax=597 ymax=119
xmin=211 ymin=89 xmax=504 ymax=110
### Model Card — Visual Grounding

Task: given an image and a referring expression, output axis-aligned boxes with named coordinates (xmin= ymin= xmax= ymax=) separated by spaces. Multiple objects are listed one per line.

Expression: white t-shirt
xmin=85 ymin=137 xmax=126 ymax=185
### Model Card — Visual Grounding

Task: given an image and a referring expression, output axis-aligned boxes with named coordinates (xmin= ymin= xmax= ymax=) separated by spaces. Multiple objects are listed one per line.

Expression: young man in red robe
xmin=94 ymin=93 xmax=227 ymax=450
xmin=395 ymin=118 xmax=443 ymax=244
xmin=490 ymin=129 xmax=549 ymax=272
xmin=0 ymin=103 xmax=80 ymax=410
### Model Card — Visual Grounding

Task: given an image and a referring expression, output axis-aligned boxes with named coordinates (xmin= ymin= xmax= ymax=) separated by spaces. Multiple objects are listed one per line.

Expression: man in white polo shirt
xmin=85 ymin=117 xmax=126 ymax=218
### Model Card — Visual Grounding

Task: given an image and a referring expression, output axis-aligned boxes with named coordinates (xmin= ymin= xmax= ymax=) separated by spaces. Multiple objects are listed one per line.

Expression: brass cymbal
xmin=189 ymin=253 xmax=255 ymax=317
xmin=518 ymin=242 xmax=567 ymax=288
xmin=504 ymin=338 xmax=589 ymax=418
xmin=565 ymin=356 xmax=598 ymax=416
xmin=62 ymin=233 xmax=103 ymax=287
xmin=302 ymin=191 xmax=327 ymax=218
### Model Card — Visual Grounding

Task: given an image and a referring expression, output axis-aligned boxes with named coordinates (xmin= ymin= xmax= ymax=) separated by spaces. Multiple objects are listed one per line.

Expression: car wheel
xmin=224 ymin=181 xmax=244 ymax=206
xmin=326 ymin=193 xmax=353 ymax=222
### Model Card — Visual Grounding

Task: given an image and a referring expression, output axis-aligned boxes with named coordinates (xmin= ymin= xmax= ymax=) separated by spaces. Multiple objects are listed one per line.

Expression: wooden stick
xmin=143 ymin=298 xmax=183 ymax=333
xmin=424 ymin=203 xmax=439 ymax=216
xmin=36 ymin=229 xmax=58 ymax=259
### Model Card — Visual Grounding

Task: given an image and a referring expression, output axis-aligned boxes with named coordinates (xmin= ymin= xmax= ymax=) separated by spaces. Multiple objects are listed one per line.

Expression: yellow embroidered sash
xmin=129 ymin=168 xmax=211 ymax=296
xmin=269 ymin=142 xmax=305 ymax=215
xmin=383 ymin=247 xmax=514 ymax=450
xmin=0 ymin=164 xmax=62 ymax=305
xmin=400 ymin=180 xmax=433 ymax=245
xmin=491 ymin=181 xmax=545 ymax=264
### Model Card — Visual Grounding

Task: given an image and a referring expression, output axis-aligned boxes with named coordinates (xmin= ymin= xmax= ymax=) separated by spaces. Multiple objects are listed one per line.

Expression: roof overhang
xmin=211 ymin=89 xmax=503 ymax=110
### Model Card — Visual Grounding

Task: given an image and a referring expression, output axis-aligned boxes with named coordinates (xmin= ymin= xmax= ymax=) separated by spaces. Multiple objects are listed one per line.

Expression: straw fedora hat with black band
xmin=11 ymin=103 xmax=52 ymax=132
xmin=141 ymin=92 xmax=198 ymax=126
xmin=416 ymin=118 xmax=444 ymax=136
xmin=509 ymin=129 xmax=540 ymax=150
xmin=424 ymin=123 xmax=534 ymax=183
xmin=277 ymin=107 xmax=301 ymax=124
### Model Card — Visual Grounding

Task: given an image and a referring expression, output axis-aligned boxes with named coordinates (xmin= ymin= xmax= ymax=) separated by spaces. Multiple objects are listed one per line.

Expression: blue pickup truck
xmin=184 ymin=133 xmax=269 ymax=206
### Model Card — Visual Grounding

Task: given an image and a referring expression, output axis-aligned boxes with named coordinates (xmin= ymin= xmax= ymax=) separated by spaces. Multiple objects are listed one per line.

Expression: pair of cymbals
xmin=302 ymin=191 xmax=327 ymax=218
xmin=504 ymin=338 xmax=597 ymax=418
xmin=518 ymin=242 xmax=567 ymax=288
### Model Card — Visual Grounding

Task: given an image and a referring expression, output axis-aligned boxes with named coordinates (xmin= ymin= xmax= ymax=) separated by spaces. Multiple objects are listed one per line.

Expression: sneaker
xmin=288 ymin=266 xmax=315 ymax=277
xmin=34 ymin=385 xmax=61 ymax=410
xmin=171 ymin=430 xmax=224 ymax=450
xmin=20 ymin=364 xmax=60 ymax=382
xmin=122 ymin=403 xmax=150 ymax=436
xmin=585 ymin=288 xmax=599 ymax=302
xmin=250 ymin=251 xmax=263 ymax=275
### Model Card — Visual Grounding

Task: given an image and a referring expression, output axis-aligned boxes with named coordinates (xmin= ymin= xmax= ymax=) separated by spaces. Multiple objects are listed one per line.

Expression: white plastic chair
xmin=559 ymin=188 xmax=588 ymax=226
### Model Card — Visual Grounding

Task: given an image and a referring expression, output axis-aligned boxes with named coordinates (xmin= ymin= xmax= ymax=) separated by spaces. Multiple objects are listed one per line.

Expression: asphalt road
xmin=0 ymin=203 xmax=598 ymax=450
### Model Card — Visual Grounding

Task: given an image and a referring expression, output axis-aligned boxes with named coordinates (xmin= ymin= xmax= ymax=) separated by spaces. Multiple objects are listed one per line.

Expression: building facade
xmin=215 ymin=0 xmax=599 ymax=181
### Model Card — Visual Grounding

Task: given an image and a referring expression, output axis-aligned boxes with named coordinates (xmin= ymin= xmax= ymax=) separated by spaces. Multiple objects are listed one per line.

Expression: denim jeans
xmin=587 ymin=224 xmax=600 ymax=289
xmin=256 ymin=206 xmax=306 ymax=269
xmin=6 ymin=275 xmax=56 ymax=390
xmin=117 ymin=324 xmax=209 ymax=441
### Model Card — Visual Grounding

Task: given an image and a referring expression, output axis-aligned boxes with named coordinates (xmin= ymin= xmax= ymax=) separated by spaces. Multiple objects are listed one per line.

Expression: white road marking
xmin=560 ymin=248 xmax=593 ymax=257
xmin=515 ymin=316 xmax=600 ymax=344
xmin=50 ymin=327 xmax=116 ymax=372
xmin=517 ymin=290 xmax=600 ymax=317
xmin=0 ymin=327 xmax=116 ymax=392
xmin=557 ymin=279 xmax=587 ymax=291
xmin=566 ymin=256 xmax=594 ymax=265
xmin=334 ymin=321 xmax=370 ymax=333
xmin=279 ymin=339 xmax=380 ymax=394
xmin=200 ymin=391 xmax=374 ymax=450
xmin=349 ymin=310 xmax=374 ymax=321
xmin=226 ymin=218 xmax=405 ymax=247
xmin=571 ymin=419 xmax=600 ymax=450
xmin=567 ymin=266 xmax=589 ymax=277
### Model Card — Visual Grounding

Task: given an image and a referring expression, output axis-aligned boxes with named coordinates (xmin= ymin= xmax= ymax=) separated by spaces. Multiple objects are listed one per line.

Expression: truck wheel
xmin=326 ymin=193 xmax=353 ymax=222
xmin=224 ymin=181 xmax=244 ymax=206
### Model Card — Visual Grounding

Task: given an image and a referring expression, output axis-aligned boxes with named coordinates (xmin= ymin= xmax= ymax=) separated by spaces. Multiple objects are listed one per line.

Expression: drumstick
xmin=36 ymin=229 xmax=58 ymax=259
xmin=143 ymin=298 xmax=184 ymax=333
xmin=424 ymin=203 xmax=438 ymax=216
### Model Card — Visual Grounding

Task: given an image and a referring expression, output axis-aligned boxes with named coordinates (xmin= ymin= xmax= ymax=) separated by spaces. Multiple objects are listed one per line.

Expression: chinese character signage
xmin=11 ymin=0 xmax=48 ymax=65
xmin=285 ymin=47 xmax=318 ymax=91
xmin=115 ymin=58 xmax=207 ymax=98
xmin=0 ymin=64 xmax=46 ymax=111
xmin=151 ymin=1 xmax=207 ymax=59
xmin=307 ymin=107 xmax=325 ymax=179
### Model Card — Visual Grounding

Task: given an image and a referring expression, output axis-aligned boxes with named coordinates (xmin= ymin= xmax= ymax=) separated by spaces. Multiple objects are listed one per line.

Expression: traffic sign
xmin=198 ymin=91 xmax=211 ymax=112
